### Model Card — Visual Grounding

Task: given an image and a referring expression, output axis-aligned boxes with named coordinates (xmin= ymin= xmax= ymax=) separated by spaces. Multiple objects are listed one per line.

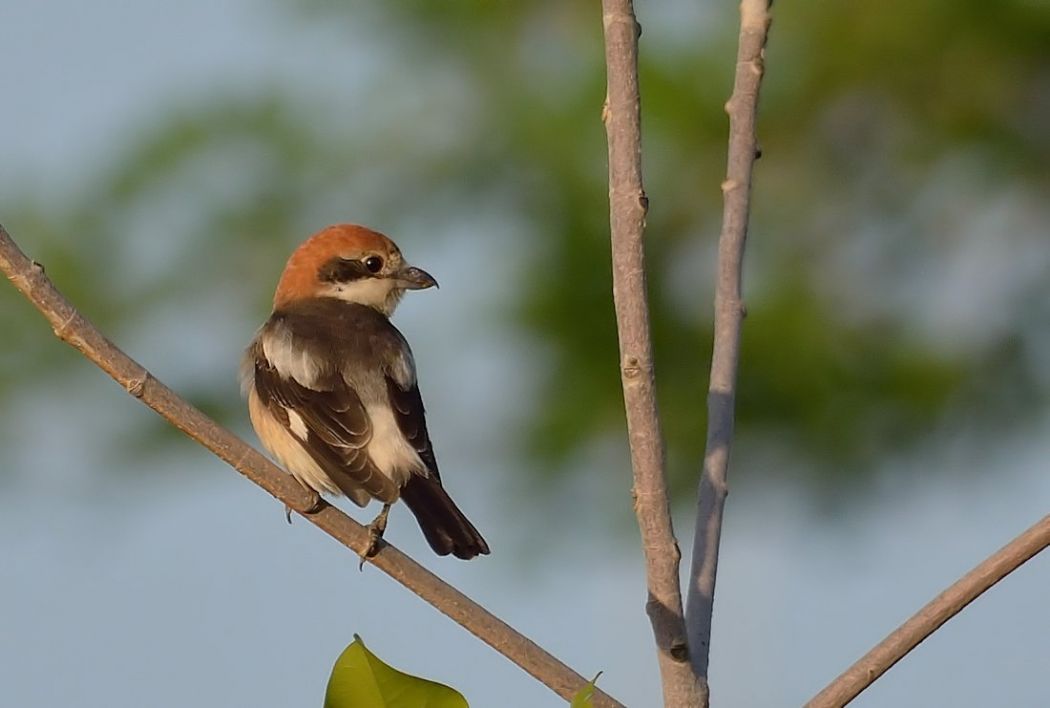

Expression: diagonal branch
xmin=600 ymin=2 xmax=704 ymax=706
xmin=807 ymin=513 xmax=1050 ymax=707
xmin=0 ymin=224 xmax=625 ymax=708
xmin=685 ymin=0 xmax=772 ymax=702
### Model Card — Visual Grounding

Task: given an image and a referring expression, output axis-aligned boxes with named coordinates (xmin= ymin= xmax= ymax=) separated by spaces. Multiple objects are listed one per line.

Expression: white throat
xmin=321 ymin=279 xmax=403 ymax=316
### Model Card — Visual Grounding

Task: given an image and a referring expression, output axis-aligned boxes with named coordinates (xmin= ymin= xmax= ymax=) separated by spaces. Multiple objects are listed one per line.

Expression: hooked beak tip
xmin=398 ymin=266 xmax=438 ymax=291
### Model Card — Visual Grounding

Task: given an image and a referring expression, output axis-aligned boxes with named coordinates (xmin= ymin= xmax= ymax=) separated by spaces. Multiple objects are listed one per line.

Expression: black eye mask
xmin=318 ymin=257 xmax=372 ymax=283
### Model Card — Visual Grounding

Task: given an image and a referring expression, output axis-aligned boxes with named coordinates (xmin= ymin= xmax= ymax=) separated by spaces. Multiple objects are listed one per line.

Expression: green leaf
xmin=569 ymin=672 xmax=603 ymax=708
xmin=324 ymin=635 xmax=468 ymax=708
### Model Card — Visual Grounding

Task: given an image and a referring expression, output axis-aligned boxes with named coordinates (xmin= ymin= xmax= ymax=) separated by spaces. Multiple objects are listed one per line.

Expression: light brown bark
xmin=807 ymin=514 xmax=1050 ymax=707
xmin=600 ymin=2 xmax=704 ymax=705
xmin=685 ymin=2 xmax=772 ymax=705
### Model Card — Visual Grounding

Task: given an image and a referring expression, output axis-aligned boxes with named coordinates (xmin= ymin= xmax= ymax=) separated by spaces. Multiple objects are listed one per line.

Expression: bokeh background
xmin=2 ymin=1 xmax=1048 ymax=706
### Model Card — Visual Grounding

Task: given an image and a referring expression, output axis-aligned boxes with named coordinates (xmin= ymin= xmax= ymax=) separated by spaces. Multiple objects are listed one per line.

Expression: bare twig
xmin=807 ymin=514 xmax=1050 ymax=707
xmin=600 ymin=2 xmax=704 ymax=706
xmin=684 ymin=0 xmax=772 ymax=701
xmin=0 ymin=224 xmax=625 ymax=708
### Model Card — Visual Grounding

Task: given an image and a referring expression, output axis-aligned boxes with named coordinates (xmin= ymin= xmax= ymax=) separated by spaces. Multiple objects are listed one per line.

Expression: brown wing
xmin=385 ymin=376 xmax=439 ymax=480
xmin=254 ymin=356 xmax=399 ymax=503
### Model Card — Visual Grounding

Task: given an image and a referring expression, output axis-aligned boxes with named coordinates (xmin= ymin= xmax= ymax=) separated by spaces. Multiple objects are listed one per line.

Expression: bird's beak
xmin=395 ymin=265 xmax=439 ymax=290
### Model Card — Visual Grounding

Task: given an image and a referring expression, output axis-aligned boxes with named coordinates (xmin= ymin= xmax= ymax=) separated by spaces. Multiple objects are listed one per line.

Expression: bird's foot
xmin=304 ymin=493 xmax=325 ymax=514
xmin=358 ymin=503 xmax=392 ymax=571
xmin=285 ymin=492 xmax=325 ymax=524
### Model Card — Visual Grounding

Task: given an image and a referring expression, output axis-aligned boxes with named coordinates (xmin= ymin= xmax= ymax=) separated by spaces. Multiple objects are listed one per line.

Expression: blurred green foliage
xmin=3 ymin=0 xmax=1048 ymax=497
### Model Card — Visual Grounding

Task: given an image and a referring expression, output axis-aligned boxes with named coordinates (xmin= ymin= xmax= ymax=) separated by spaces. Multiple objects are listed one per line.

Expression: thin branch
xmin=0 ymin=224 xmax=625 ymax=708
xmin=685 ymin=0 xmax=772 ymax=702
xmin=600 ymin=3 xmax=704 ymax=706
xmin=807 ymin=514 xmax=1050 ymax=707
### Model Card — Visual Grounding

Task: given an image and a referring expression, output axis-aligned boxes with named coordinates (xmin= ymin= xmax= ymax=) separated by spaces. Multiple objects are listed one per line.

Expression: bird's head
xmin=273 ymin=224 xmax=438 ymax=315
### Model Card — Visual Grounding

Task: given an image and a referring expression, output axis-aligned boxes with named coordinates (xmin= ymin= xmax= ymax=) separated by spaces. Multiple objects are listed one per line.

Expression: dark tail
xmin=401 ymin=476 xmax=490 ymax=560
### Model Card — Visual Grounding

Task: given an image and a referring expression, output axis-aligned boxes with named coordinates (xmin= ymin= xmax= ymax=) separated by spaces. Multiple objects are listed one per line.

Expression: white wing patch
xmin=286 ymin=408 xmax=309 ymax=440
xmin=389 ymin=345 xmax=417 ymax=388
xmin=364 ymin=403 xmax=425 ymax=486
xmin=261 ymin=323 xmax=321 ymax=388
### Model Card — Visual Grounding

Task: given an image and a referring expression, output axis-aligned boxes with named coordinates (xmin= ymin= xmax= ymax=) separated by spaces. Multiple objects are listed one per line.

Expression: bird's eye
xmin=364 ymin=256 xmax=384 ymax=273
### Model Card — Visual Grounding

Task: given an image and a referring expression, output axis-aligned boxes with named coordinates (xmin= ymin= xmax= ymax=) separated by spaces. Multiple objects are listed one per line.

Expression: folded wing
xmin=253 ymin=354 xmax=400 ymax=504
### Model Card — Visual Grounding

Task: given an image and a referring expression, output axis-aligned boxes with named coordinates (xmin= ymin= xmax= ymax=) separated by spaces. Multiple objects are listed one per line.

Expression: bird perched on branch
xmin=242 ymin=224 xmax=489 ymax=561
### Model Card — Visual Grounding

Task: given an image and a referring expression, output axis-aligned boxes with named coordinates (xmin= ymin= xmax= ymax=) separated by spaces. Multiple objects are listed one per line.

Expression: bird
xmin=241 ymin=224 xmax=490 ymax=561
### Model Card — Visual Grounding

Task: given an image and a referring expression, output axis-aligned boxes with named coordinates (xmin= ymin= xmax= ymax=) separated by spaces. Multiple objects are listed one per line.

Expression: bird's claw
xmin=358 ymin=503 xmax=391 ymax=571
xmin=284 ymin=493 xmax=325 ymax=525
